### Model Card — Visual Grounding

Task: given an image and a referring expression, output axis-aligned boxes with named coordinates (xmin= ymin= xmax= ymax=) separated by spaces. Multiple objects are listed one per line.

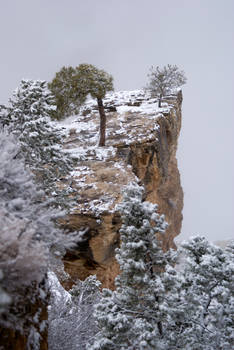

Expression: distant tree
xmin=146 ymin=64 xmax=187 ymax=107
xmin=76 ymin=63 xmax=114 ymax=146
xmin=89 ymin=183 xmax=180 ymax=350
xmin=4 ymin=79 xmax=76 ymax=208
xmin=48 ymin=66 xmax=87 ymax=120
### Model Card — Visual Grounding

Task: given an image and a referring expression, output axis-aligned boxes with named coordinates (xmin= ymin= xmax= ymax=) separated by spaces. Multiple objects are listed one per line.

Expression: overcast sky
xmin=1 ymin=0 xmax=233 ymax=242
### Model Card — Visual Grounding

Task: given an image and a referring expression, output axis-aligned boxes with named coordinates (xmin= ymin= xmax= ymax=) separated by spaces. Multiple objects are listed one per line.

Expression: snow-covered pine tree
xmin=5 ymin=79 xmax=75 ymax=208
xmin=89 ymin=182 xmax=180 ymax=350
xmin=175 ymin=236 xmax=234 ymax=350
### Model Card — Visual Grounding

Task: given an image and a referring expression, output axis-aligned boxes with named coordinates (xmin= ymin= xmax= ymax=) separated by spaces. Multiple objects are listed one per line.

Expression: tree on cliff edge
xmin=49 ymin=64 xmax=114 ymax=146
xmin=146 ymin=64 xmax=187 ymax=107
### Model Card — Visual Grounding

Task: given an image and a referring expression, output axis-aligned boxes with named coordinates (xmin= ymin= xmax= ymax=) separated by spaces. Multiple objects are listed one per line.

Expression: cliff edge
xmin=59 ymin=90 xmax=183 ymax=289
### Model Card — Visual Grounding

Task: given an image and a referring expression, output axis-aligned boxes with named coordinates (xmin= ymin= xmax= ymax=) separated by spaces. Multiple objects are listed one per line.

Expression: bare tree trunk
xmin=97 ymin=98 xmax=106 ymax=147
xmin=158 ymin=94 xmax=162 ymax=108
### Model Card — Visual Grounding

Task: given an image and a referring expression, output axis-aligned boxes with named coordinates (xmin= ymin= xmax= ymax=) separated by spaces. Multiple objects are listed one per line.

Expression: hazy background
xmin=1 ymin=0 xmax=233 ymax=242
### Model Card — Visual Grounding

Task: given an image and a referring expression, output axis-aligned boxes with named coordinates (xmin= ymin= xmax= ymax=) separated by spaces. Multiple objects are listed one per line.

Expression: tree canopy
xmin=48 ymin=67 xmax=87 ymax=120
xmin=49 ymin=64 xmax=114 ymax=146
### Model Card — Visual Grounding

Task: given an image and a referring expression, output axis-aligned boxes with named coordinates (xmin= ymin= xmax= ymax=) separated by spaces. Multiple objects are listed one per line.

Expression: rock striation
xmin=59 ymin=90 xmax=184 ymax=289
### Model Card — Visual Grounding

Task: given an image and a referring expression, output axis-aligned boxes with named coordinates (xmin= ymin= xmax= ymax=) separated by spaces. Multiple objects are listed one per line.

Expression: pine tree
xmin=175 ymin=236 xmax=234 ymax=350
xmin=146 ymin=64 xmax=187 ymax=107
xmin=89 ymin=183 xmax=179 ymax=350
xmin=5 ymin=79 xmax=75 ymax=208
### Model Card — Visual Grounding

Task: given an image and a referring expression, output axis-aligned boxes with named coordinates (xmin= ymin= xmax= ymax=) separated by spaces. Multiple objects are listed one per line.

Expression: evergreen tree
xmin=48 ymin=66 xmax=87 ymax=120
xmin=4 ymin=79 xmax=75 ymax=208
xmin=146 ymin=64 xmax=187 ymax=107
xmin=174 ymin=236 xmax=234 ymax=350
xmin=89 ymin=183 xmax=179 ymax=350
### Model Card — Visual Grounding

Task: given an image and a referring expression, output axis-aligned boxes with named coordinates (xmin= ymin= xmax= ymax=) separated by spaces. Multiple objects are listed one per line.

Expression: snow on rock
xmin=56 ymin=90 xmax=178 ymax=217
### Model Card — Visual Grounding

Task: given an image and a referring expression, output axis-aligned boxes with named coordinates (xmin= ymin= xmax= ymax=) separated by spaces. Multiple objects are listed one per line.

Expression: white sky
xmin=0 ymin=0 xmax=233 ymax=242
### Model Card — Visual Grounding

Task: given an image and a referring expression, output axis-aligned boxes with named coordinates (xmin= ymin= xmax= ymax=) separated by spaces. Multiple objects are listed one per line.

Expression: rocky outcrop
xmin=59 ymin=90 xmax=183 ymax=289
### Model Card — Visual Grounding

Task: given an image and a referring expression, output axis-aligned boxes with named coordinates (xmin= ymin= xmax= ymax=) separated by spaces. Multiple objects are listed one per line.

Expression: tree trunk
xmin=158 ymin=94 xmax=162 ymax=108
xmin=97 ymin=98 xmax=106 ymax=147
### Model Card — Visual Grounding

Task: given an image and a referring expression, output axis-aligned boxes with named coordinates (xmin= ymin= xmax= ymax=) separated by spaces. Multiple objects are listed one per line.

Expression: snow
xmin=48 ymin=271 xmax=71 ymax=304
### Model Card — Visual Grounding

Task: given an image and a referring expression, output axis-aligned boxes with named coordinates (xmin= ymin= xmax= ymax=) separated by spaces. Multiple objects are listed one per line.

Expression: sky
xmin=0 ymin=0 xmax=233 ymax=242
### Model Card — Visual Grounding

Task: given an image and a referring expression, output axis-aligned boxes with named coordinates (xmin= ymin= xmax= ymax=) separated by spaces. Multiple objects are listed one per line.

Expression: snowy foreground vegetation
xmin=0 ymin=79 xmax=233 ymax=349
xmin=48 ymin=184 xmax=234 ymax=350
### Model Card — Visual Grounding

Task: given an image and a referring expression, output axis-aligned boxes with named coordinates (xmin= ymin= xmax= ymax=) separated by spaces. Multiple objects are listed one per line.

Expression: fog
xmin=1 ymin=0 xmax=233 ymax=242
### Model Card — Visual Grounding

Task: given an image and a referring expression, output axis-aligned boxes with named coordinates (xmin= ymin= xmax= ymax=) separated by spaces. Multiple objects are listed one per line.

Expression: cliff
xmin=59 ymin=90 xmax=183 ymax=289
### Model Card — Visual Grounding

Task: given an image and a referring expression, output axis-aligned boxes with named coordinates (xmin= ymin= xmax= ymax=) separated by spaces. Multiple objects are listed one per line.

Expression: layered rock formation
xmin=59 ymin=90 xmax=183 ymax=289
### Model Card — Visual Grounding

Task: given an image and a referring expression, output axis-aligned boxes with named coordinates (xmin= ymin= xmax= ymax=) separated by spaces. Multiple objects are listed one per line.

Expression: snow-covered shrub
xmin=48 ymin=273 xmax=100 ymax=350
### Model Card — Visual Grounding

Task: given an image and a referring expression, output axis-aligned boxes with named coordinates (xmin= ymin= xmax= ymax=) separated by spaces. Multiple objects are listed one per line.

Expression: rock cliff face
xmin=59 ymin=90 xmax=183 ymax=289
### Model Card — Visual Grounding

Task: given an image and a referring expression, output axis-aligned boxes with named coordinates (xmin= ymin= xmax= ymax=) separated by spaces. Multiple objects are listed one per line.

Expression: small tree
xmin=146 ymin=64 xmax=187 ymax=107
xmin=89 ymin=183 xmax=179 ymax=350
xmin=76 ymin=64 xmax=114 ymax=146
xmin=48 ymin=66 xmax=87 ymax=120
xmin=49 ymin=64 xmax=114 ymax=146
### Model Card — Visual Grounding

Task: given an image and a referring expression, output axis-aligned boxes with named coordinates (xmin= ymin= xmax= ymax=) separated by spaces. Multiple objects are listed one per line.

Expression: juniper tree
xmin=4 ymin=79 xmax=75 ymax=208
xmin=89 ymin=183 xmax=180 ymax=350
xmin=48 ymin=66 xmax=87 ymax=120
xmin=146 ymin=64 xmax=187 ymax=107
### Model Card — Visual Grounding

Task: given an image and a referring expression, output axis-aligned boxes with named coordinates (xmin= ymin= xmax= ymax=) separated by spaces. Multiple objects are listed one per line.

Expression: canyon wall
xmin=60 ymin=90 xmax=184 ymax=289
